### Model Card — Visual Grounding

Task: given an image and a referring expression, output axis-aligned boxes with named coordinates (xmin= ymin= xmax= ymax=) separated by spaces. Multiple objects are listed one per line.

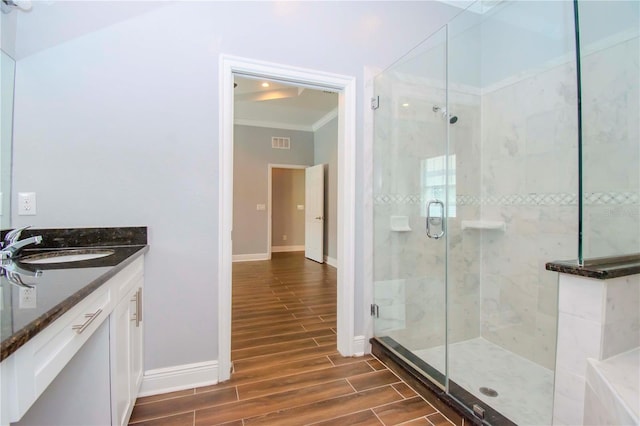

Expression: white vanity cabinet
xmin=11 ymin=321 xmax=112 ymax=426
xmin=0 ymin=255 xmax=145 ymax=426
xmin=2 ymin=280 xmax=114 ymax=423
xmin=110 ymin=260 xmax=144 ymax=426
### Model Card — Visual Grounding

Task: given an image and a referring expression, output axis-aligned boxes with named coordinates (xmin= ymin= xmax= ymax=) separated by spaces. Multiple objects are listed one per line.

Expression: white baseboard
xmin=232 ymin=253 xmax=269 ymax=262
xmin=353 ymin=335 xmax=366 ymax=356
xmin=271 ymin=245 xmax=305 ymax=253
xmin=324 ymin=255 xmax=337 ymax=268
xmin=138 ymin=360 xmax=219 ymax=397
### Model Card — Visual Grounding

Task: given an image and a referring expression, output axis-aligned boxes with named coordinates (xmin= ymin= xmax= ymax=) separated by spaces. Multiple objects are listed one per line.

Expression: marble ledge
xmin=546 ymin=253 xmax=640 ymax=280
xmin=10 ymin=226 xmax=148 ymax=248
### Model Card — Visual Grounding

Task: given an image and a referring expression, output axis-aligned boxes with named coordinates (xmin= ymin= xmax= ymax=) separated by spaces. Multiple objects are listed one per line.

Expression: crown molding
xmin=311 ymin=107 xmax=338 ymax=132
xmin=233 ymin=119 xmax=312 ymax=132
xmin=234 ymin=109 xmax=339 ymax=133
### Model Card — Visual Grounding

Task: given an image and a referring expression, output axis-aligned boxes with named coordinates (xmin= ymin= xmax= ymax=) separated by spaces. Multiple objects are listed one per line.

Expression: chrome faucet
xmin=0 ymin=262 xmax=42 ymax=288
xmin=1 ymin=226 xmax=43 ymax=260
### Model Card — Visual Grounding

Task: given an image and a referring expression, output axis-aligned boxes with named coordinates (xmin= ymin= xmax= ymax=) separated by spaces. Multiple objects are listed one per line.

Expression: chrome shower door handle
xmin=426 ymin=199 xmax=445 ymax=240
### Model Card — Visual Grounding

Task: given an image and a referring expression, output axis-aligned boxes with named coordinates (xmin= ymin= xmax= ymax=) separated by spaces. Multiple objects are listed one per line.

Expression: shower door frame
xmin=368 ymin=22 xmax=453 ymax=391
xmin=366 ymin=28 xmax=519 ymax=424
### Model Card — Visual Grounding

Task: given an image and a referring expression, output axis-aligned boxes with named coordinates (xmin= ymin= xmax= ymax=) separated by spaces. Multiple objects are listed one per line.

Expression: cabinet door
xmin=130 ymin=281 xmax=144 ymax=398
xmin=110 ymin=258 xmax=145 ymax=426
xmin=110 ymin=285 xmax=136 ymax=426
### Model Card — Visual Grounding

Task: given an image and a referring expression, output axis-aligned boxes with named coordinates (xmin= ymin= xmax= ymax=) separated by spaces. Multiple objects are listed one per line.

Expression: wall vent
xmin=272 ymin=137 xmax=290 ymax=150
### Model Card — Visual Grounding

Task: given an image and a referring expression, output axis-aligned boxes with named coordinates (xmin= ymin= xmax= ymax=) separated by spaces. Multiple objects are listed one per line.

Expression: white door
xmin=305 ymin=164 xmax=325 ymax=263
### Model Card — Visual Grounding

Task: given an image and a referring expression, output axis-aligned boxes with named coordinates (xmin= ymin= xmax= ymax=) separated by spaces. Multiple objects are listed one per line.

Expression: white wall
xmin=10 ymin=1 xmax=461 ymax=372
xmin=313 ymin=117 xmax=338 ymax=261
xmin=0 ymin=11 xmax=17 ymax=58
xmin=0 ymin=51 xmax=14 ymax=229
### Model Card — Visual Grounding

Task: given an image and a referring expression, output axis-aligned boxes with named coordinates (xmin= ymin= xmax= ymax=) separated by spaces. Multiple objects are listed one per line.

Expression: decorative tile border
xmin=584 ymin=192 xmax=639 ymax=205
xmin=480 ymin=193 xmax=578 ymax=206
xmin=373 ymin=194 xmax=422 ymax=205
xmin=373 ymin=192 xmax=639 ymax=206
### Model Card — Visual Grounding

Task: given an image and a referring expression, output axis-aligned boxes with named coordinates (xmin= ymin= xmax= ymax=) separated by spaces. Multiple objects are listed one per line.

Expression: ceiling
xmin=5 ymin=0 xmax=456 ymax=132
xmin=6 ymin=1 xmax=170 ymax=60
xmin=233 ymin=76 xmax=338 ymax=132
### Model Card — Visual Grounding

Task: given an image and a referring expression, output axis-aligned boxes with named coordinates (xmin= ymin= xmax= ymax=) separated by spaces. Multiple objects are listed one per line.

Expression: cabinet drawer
xmin=34 ymin=287 xmax=112 ymax=394
xmin=4 ymin=284 xmax=113 ymax=422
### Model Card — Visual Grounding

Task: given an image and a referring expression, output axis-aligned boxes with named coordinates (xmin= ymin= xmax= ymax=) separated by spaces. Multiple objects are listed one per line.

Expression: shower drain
xmin=479 ymin=387 xmax=499 ymax=397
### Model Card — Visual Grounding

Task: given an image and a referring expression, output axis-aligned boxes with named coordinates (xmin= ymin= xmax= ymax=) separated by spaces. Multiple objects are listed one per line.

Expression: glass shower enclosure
xmin=372 ymin=1 xmax=580 ymax=424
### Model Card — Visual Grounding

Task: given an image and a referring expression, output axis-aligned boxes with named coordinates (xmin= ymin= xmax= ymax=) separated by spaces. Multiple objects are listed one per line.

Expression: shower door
xmin=373 ymin=1 xmax=577 ymax=424
xmin=372 ymin=26 xmax=451 ymax=389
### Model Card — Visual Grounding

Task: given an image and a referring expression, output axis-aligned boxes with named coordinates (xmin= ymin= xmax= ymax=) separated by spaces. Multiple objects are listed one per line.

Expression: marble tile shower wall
xmin=582 ymin=36 xmax=640 ymax=258
xmin=374 ymin=62 xmax=579 ymax=371
xmin=447 ymin=95 xmax=483 ymax=346
xmin=479 ymin=60 xmax=579 ymax=370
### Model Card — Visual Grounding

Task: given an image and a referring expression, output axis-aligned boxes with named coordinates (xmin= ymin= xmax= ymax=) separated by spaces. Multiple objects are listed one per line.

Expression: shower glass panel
xmin=446 ymin=1 xmax=577 ymax=424
xmin=372 ymin=26 xmax=448 ymax=389
xmin=373 ymin=1 xmax=579 ymax=424
xmin=577 ymin=0 xmax=640 ymax=259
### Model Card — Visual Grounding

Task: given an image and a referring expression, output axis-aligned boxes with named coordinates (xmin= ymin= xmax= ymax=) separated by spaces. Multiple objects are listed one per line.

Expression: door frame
xmin=218 ymin=55 xmax=357 ymax=382
xmin=267 ymin=163 xmax=309 ymax=260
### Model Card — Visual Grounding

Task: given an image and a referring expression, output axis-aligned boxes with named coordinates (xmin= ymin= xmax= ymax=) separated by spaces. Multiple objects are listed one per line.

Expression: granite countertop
xmin=0 ymin=227 xmax=148 ymax=362
xmin=546 ymin=253 xmax=640 ymax=279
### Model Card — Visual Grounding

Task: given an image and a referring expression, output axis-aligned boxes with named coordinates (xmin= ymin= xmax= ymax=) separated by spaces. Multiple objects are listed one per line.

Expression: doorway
xmin=268 ymin=164 xmax=328 ymax=264
xmin=268 ymin=164 xmax=308 ymax=259
xmin=218 ymin=56 xmax=357 ymax=382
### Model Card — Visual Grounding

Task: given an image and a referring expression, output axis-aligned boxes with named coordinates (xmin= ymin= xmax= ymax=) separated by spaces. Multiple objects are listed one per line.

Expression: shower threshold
xmin=372 ymin=336 xmax=548 ymax=426
xmin=414 ymin=337 xmax=554 ymax=426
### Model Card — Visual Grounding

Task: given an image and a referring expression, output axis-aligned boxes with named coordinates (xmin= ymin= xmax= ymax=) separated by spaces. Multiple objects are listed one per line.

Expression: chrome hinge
xmin=370 ymin=303 xmax=379 ymax=318
xmin=473 ymin=404 xmax=486 ymax=420
xmin=371 ymin=96 xmax=379 ymax=110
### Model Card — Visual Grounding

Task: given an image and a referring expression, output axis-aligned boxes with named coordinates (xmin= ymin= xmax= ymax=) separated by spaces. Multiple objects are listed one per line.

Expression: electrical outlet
xmin=19 ymin=287 xmax=37 ymax=309
xmin=282 ymin=235 xmax=287 ymax=241
xmin=18 ymin=192 xmax=37 ymax=216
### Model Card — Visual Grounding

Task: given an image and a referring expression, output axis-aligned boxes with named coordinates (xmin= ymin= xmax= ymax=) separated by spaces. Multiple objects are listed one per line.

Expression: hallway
xmin=129 ymin=253 xmax=453 ymax=425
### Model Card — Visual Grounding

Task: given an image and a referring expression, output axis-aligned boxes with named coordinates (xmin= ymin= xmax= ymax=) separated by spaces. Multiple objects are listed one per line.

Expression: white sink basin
xmin=20 ymin=249 xmax=115 ymax=264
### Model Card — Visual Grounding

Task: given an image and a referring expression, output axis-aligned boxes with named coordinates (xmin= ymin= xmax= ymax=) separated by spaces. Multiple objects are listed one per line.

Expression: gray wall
xmin=10 ymin=1 xmax=461 ymax=371
xmin=271 ymin=168 xmax=305 ymax=248
xmin=233 ymin=125 xmax=313 ymax=255
xmin=314 ymin=117 xmax=338 ymax=261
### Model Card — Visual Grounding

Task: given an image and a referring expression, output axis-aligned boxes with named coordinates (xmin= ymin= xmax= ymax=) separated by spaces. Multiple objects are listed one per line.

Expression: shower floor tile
xmin=414 ymin=337 xmax=554 ymax=426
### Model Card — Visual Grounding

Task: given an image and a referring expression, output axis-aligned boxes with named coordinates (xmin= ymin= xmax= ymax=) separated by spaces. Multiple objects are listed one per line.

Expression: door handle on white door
xmin=315 ymin=216 xmax=323 ymax=220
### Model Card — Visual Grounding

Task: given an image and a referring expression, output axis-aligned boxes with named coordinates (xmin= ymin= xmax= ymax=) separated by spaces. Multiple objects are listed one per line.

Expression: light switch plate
xmin=297 ymin=205 xmax=304 ymax=210
xmin=18 ymin=192 xmax=37 ymax=215
xmin=256 ymin=204 xmax=266 ymax=211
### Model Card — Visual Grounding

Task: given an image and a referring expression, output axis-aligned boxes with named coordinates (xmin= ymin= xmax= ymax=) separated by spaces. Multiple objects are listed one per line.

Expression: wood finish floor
xmin=129 ymin=252 xmax=454 ymax=426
